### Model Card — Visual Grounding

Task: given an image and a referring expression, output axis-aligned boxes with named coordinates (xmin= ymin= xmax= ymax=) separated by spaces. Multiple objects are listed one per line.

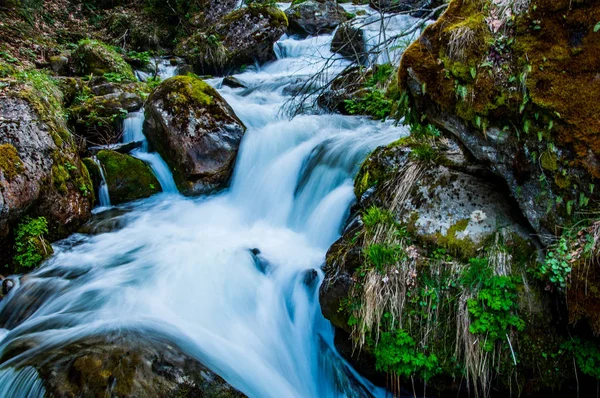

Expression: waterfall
xmin=92 ymin=156 xmax=111 ymax=208
xmin=0 ymin=367 xmax=45 ymax=398
xmin=0 ymin=6 xmax=419 ymax=397
xmin=121 ymin=59 xmax=179 ymax=194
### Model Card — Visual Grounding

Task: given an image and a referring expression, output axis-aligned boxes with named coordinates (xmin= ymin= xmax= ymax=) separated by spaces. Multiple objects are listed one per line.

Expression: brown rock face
xmin=144 ymin=75 xmax=246 ymax=196
xmin=0 ymin=80 xmax=93 ymax=251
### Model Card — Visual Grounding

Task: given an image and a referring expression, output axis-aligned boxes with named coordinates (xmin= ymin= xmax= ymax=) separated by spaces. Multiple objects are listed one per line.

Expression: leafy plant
xmin=374 ymin=329 xmax=440 ymax=380
xmin=13 ymin=216 xmax=50 ymax=268
xmin=345 ymin=90 xmax=393 ymax=120
xmin=365 ymin=243 xmax=399 ymax=272
xmin=539 ymin=237 xmax=572 ymax=288
xmin=362 ymin=206 xmax=394 ymax=230
xmin=467 ymin=274 xmax=525 ymax=352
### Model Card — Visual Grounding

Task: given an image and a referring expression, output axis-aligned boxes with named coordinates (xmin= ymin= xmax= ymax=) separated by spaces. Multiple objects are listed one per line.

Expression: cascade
xmin=0 ymin=6 xmax=420 ymax=397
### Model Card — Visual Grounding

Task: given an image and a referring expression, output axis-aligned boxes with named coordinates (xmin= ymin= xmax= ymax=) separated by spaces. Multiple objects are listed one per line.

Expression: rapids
xmin=0 ymin=5 xmax=420 ymax=397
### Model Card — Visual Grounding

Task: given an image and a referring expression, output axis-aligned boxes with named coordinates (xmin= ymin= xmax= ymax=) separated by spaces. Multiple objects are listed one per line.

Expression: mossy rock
xmin=397 ymin=0 xmax=600 ymax=243
xmin=73 ymin=39 xmax=135 ymax=80
xmin=96 ymin=150 xmax=161 ymax=204
xmin=144 ymin=75 xmax=246 ymax=196
xmin=175 ymin=4 xmax=288 ymax=76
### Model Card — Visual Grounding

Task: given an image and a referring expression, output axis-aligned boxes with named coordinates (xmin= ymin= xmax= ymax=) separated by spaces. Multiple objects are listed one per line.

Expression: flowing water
xmin=0 ymin=7 xmax=418 ymax=397
xmin=92 ymin=156 xmax=111 ymax=208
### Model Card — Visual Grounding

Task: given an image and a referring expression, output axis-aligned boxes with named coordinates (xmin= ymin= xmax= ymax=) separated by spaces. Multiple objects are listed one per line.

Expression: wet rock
xmin=0 ymin=77 xmax=93 ymax=250
xmin=222 ymin=76 xmax=247 ymax=89
xmin=249 ymin=248 xmax=269 ymax=273
xmin=69 ymin=90 xmax=143 ymax=144
xmin=4 ymin=331 xmax=245 ymax=397
xmin=285 ymin=0 xmax=347 ymax=36
xmin=88 ymin=141 xmax=143 ymax=155
xmin=144 ymin=75 xmax=246 ymax=195
xmin=95 ymin=150 xmax=161 ymax=205
xmin=331 ymin=24 xmax=366 ymax=62
xmin=2 ymin=278 xmax=15 ymax=296
xmin=303 ymin=269 xmax=318 ymax=287
xmin=176 ymin=4 xmax=288 ymax=76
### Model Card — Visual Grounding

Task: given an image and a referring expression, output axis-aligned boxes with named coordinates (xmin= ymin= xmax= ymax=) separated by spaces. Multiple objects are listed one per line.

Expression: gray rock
xmin=285 ymin=0 xmax=348 ymax=36
xmin=331 ymin=24 xmax=366 ymax=62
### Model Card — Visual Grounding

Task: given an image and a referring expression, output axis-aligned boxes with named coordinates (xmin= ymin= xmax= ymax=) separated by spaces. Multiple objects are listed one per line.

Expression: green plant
xmin=345 ymin=90 xmax=393 ymax=120
xmin=127 ymin=51 xmax=151 ymax=65
xmin=103 ymin=72 xmax=128 ymax=83
xmin=562 ymin=338 xmax=600 ymax=379
xmin=374 ymin=329 xmax=440 ymax=380
xmin=467 ymin=274 xmax=525 ymax=352
xmin=539 ymin=237 xmax=572 ymax=288
xmin=13 ymin=216 xmax=50 ymax=268
xmin=365 ymin=243 xmax=399 ymax=271
xmin=362 ymin=206 xmax=394 ymax=230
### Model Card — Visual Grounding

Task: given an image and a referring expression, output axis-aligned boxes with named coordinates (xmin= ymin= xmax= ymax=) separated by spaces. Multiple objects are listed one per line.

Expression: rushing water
xmin=0 ymin=6 xmax=417 ymax=397
xmin=92 ymin=156 xmax=111 ymax=208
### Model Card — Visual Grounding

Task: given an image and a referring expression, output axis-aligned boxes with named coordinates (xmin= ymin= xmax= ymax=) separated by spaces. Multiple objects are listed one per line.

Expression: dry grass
xmin=447 ymin=26 xmax=477 ymax=62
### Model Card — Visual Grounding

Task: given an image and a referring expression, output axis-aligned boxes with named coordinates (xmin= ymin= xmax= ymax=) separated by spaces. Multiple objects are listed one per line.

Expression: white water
xmin=121 ymin=60 xmax=179 ymax=194
xmin=0 ymin=9 xmax=413 ymax=397
xmin=92 ymin=156 xmax=111 ymax=208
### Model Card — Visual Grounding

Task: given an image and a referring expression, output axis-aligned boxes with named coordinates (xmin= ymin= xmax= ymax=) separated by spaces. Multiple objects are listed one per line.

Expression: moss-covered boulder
xmin=285 ymin=0 xmax=347 ymax=36
xmin=96 ymin=150 xmax=161 ymax=204
xmin=0 ymin=71 xmax=93 ymax=267
xmin=319 ymin=136 xmax=596 ymax=396
xmin=398 ymin=0 xmax=600 ymax=245
xmin=69 ymin=87 xmax=143 ymax=144
xmin=176 ymin=4 xmax=288 ymax=75
xmin=73 ymin=39 xmax=135 ymax=80
xmin=144 ymin=75 xmax=246 ymax=195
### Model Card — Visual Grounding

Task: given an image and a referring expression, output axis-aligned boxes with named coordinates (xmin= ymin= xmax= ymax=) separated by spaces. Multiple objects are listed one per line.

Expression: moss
xmin=73 ymin=39 xmax=135 ymax=80
xmin=97 ymin=150 xmax=161 ymax=204
xmin=432 ymin=218 xmax=477 ymax=259
xmin=0 ymin=143 xmax=23 ymax=179
xmin=540 ymin=150 xmax=558 ymax=171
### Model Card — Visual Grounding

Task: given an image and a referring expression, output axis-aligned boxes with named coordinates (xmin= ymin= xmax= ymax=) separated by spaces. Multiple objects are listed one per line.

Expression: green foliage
xmin=345 ymin=90 xmax=393 ymax=120
xmin=562 ymin=338 xmax=600 ymax=379
xmin=365 ymin=243 xmax=399 ymax=272
xmin=362 ymin=206 xmax=394 ymax=230
xmin=127 ymin=51 xmax=151 ymax=65
xmin=366 ymin=63 xmax=394 ymax=87
xmin=13 ymin=216 xmax=50 ymax=269
xmin=409 ymin=143 xmax=437 ymax=163
xmin=467 ymin=274 xmax=525 ymax=352
xmin=374 ymin=329 xmax=440 ymax=380
xmin=103 ymin=72 xmax=129 ymax=83
xmin=539 ymin=237 xmax=572 ymax=288
xmin=460 ymin=257 xmax=493 ymax=288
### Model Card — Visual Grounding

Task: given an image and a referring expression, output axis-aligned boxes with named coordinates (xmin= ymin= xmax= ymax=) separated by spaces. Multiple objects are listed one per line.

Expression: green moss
xmin=74 ymin=39 xmax=135 ymax=80
xmin=432 ymin=218 xmax=477 ymax=259
xmin=0 ymin=143 xmax=23 ymax=179
xmin=540 ymin=150 xmax=558 ymax=171
xmin=97 ymin=150 xmax=161 ymax=204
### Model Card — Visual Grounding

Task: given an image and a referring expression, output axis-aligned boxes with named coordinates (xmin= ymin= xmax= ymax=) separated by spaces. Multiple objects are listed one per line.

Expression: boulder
xmin=398 ymin=0 xmax=600 ymax=244
xmin=222 ymin=76 xmax=247 ymax=89
xmin=285 ymin=0 xmax=347 ymax=36
xmin=95 ymin=150 xmax=161 ymax=204
xmin=319 ymin=137 xmax=579 ymax=395
xmin=189 ymin=0 xmax=239 ymax=26
xmin=69 ymin=88 xmax=143 ymax=145
xmin=0 ymin=76 xmax=93 ymax=258
xmin=144 ymin=75 xmax=246 ymax=195
xmin=1 ymin=331 xmax=245 ymax=397
xmin=48 ymin=55 xmax=70 ymax=76
xmin=72 ymin=39 xmax=135 ymax=80
xmin=176 ymin=4 xmax=288 ymax=75
xmin=331 ymin=23 xmax=366 ymax=62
